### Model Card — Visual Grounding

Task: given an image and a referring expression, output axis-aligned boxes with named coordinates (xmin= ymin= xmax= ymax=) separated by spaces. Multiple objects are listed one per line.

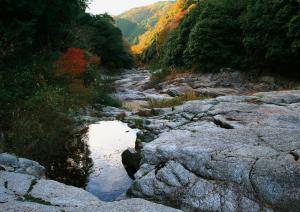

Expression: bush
xmin=4 ymin=87 xmax=92 ymax=187
xmin=76 ymin=13 xmax=133 ymax=69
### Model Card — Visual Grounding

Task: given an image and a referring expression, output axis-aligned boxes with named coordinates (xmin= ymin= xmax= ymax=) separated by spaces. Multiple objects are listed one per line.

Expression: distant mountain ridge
xmin=115 ymin=1 xmax=174 ymax=44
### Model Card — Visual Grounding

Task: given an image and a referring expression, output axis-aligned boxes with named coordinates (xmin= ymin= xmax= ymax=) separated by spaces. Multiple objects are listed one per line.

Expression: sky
xmin=86 ymin=0 xmax=172 ymax=16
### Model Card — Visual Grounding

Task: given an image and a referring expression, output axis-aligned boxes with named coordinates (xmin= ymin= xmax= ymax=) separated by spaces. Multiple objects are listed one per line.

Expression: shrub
xmin=56 ymin=48 xmax=87 ymax=76
xmin=4 ymin=87 xmax=92 ymax=187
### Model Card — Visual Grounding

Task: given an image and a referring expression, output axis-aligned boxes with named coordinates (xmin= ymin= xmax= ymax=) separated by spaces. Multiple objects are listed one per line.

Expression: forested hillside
xmin=135 ymin=0 xmax=300 ymax=77
xmin=116 ymin=1 xmax=174 ymax=45
xmin=0 ymin=0 xmax=133 ymax=185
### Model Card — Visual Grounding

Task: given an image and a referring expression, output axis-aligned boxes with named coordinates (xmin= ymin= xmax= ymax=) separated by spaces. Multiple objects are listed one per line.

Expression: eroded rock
xmin=129 ymin=90 xmax=300 ymax=211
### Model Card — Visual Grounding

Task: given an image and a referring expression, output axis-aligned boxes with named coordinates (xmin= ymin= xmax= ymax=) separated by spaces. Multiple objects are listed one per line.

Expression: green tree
xmin=159 ymin=4 xmax=202 ymax=68
xmin=0 ymin=0 xmax=87 ymax=61
xmin=184 ymin=0 xmax=247 ymax=71
xmin=76 ymin=14 xmax=133 ymax=69
xmin=241 ymin=0 xmax=300 ymax=73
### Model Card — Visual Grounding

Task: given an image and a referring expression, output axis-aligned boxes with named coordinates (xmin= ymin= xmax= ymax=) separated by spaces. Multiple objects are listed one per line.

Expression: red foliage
xmin=56 ymin=48 xmax=87 ymax=75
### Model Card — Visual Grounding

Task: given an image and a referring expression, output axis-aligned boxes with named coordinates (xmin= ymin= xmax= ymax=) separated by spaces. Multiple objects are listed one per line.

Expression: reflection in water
xmin=46 ymin=132 xmax=93 ymax=188
xmin=85 ymin=121 xmax=138 ymax=201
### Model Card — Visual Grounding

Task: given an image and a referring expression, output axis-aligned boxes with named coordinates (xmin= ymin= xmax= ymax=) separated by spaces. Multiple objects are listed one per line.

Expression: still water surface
xmin=85 ymin=121 xmax=138 ymax=201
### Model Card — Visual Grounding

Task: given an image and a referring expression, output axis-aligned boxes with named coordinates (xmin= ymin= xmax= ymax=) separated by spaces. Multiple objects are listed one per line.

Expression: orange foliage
xmin=131 ymin=1 xmax=195 ymax=55
xmin=55 ymin=48 xmax=101 ymax=77
xmin=56 ymin=48 xmax=87 ymax=76
xmin=55 ymin=48 xmax=101 ymax=99
xmin=156 ymin=4 xmax=195 ymax=52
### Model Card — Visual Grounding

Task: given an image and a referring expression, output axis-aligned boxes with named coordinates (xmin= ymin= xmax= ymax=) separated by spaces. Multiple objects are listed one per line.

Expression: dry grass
xmin=150 ymin=68 xmax=192 ymax=83
xmin=122 ymin=101 xmax=145 ymax=112
xmin=165 ymin=70 xmax=192 ymax=81
xmin=146 ymin=92 xmax=209 ymax=108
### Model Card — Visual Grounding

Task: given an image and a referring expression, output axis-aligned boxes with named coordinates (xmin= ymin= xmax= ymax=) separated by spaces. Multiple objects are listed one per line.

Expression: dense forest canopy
xmin=133 ymin=0 xmax=300 ymax=77
xmin=115 ymin=1 xmax=174 ymax=44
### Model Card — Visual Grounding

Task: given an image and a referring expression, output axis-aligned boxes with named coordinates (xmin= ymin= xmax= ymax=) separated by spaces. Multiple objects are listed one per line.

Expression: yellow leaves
xmin=131 ymin=0 xmax=194 ymax=56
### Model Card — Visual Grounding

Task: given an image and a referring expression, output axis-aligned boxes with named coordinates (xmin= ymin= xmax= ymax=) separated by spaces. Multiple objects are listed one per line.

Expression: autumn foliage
xmin=131 ymin=1 xmax=194 ymax=55
xmin=56 ymin=48 xmax=87 ymax=75
xmin=55 ymin=48 xmax=101 ymax=77
xmin=55 ymin=48 xmax=101 ymax=96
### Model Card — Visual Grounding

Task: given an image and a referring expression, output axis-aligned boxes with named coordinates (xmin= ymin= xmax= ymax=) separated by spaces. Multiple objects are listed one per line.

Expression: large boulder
xmin=129 ymin=90 xmax=300 ymax=211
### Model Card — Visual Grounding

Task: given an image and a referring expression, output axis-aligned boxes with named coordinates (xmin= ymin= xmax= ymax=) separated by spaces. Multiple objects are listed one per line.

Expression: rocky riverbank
xmin=1 ymin=68 xmax=300 ymax=211
xmin=105 ymin=69 xmax=300 ymax=211
xmin=0 ymin=153 xmax=181 ymax=211
xmin=127 ymin=90 xmax=300 ymax=211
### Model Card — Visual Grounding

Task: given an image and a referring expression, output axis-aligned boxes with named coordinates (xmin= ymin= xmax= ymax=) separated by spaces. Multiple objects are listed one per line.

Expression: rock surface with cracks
xmin=0 ymin=153 xmax=181 ymax=211
xmin=127 ymin=90 xmax=300 ymax=211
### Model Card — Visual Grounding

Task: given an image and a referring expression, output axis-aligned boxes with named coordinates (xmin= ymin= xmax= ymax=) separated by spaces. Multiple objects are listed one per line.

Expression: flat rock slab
xmin=65 ymin=198 xmax=182 ymax=212
xmin=0 ymin=201 xmax=60 ymax=212
xmin=0 ymin=170 xmax=181 ymax=211
xmin=130 ymin=90 xmax=300 ymax=211
xmin=30 ymin=179 xmax=103 ymax=207
xmin=0 ymin=171 xmax=36 ymax=196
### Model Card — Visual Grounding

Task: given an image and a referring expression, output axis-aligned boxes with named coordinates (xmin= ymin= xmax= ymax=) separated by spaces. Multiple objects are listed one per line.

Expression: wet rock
xmin=122 ymin=148 xmax=141 ymax=179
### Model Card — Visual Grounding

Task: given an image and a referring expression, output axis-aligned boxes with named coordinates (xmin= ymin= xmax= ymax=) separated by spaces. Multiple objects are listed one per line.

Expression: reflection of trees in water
xmin=46 ymin=132 xmax=93 ymax=188
xmin=5 ymin=115 xmax=93 ymax=188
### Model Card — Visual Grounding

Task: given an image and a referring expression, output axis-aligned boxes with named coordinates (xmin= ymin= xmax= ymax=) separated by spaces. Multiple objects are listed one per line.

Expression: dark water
xmin=85 ymin=121 xmax=138 ymax=201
